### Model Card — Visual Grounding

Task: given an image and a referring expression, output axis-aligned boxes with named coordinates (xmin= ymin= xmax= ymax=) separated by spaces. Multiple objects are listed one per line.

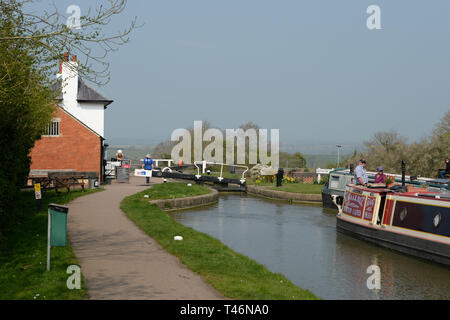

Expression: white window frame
xmin=43 ymin=118 xmax=61 ymax=137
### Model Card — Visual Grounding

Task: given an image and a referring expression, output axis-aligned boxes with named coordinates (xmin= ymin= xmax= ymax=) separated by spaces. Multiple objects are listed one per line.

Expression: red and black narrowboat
xmin=336 ymin=184 xmax=450 ymax=265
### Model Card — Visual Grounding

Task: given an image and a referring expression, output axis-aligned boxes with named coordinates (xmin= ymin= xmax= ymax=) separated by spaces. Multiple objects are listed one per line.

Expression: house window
xmin=44 ymin=119 xmax=60 ymax=136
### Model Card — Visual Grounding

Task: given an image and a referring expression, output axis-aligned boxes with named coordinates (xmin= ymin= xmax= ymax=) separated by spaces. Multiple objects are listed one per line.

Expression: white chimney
xmin=59 ymin=53 xmax=79 ymax=118
xmin=56 ymin=53 xmax=108 ymax=138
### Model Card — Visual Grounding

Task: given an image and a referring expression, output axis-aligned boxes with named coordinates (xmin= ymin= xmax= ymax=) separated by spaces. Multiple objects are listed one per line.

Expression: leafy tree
xmin=0 ymin=18 xmax=54 ymax=233
xmin=0 ymin=0 xmax=136 ymax=234
xmin=407 ymin=109 xmax=450 ymax=177
xmin=279 ymin=151 xmax=306 ymax=169
xmin=345 ymin=109 xmax=450 ymax=177
xmin=0 ymin=0 xmax=138 ymax=85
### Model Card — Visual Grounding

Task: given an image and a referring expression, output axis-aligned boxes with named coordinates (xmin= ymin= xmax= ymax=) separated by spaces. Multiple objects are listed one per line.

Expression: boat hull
xmin=321 ymin=186 xmax=343 ymax=210
xmin=336 ymin=217 xmax=450 ymax=266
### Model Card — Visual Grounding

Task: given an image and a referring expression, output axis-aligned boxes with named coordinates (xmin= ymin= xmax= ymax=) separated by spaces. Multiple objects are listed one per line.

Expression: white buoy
xmin=174 ymin=236 xmax=183 ymax=241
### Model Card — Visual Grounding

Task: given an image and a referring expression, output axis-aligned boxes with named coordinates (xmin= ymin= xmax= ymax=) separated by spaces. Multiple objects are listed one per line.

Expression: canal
xmin=171 ymin=194 xmax=450 ymax=300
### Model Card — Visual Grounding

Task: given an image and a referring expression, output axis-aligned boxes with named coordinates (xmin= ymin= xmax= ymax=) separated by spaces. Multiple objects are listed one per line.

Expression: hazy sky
xmin=55 ymin=0 xmax=450 ymax=153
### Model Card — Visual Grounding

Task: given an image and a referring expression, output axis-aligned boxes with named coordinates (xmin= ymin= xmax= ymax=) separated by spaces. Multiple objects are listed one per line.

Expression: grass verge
xmin=268 ymin=184 xmax=323 ymax=194
xmin=141 ymin=182 xmax=211 ymax=199
xmin=0 ymin=188 xmax=102 ymax=300
xmin=121 ymin=182 xmax=319 ymax=300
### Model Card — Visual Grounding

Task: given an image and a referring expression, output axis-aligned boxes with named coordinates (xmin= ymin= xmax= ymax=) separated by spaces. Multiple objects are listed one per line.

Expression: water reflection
xmin=170 ymin=194 xmax=450 ymax=300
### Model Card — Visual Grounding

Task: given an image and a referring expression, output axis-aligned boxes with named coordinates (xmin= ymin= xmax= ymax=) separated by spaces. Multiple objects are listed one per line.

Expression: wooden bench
xmin=30 ymin=174 xmax=87 ymax=193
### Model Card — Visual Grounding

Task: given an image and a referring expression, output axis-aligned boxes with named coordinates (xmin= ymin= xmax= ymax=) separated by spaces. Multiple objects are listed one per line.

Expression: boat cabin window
xmin=330 ymin=175 xmax=340 ymax=189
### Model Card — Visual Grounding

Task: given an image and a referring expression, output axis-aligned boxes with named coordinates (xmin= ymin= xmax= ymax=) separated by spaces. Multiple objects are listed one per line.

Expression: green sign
xmin=49 ymin=204 xmax=68 ymax=246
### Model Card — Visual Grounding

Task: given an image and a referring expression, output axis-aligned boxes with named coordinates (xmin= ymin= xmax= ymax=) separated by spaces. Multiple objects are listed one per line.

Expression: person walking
xmin=142 ymin=154 xmax=154 ymax=184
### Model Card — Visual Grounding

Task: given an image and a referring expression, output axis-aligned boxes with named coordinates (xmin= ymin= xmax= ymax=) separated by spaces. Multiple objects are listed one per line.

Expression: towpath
xmin=67 ymin=177 xmax=223 ymax=299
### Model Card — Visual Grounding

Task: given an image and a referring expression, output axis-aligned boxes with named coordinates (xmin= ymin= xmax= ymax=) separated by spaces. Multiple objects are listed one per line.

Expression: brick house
xmin=29 ymin=53 xmax=113 ymax=182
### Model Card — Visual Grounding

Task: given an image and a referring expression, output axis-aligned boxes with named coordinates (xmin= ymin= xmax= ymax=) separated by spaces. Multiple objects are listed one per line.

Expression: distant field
xmin=108 ymin=146 xmax=350 ymax=170
xmin=107 ymin=145 xmax=153 ymax=165
xmin=304 ymin=154 xmax=351 ymax=168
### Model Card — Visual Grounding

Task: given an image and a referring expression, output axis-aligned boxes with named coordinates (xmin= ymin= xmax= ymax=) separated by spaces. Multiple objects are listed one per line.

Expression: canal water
xmin=171 ymin=194 xmax=450 ymax=300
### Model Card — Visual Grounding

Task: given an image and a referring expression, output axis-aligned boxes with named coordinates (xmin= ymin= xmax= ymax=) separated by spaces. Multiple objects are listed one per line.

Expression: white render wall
xmin=76 ymin=102 xmax=105 ymax=137
xmin=58 ymin=60 xmax=105 ymax=137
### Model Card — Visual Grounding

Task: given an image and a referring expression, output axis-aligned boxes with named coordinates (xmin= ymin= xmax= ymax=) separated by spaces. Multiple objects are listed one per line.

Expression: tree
xmin=0 ymin=23 xmax=55 ymax=233
xmin=407 ymin=109 xmax=450 ymax=177
xmin=153 ymin=140 xmax=176 ymax=159
xmin=0 ymin=0 xmax=137 ymax=234
xmin=345 ymin=109 xmax=450 ymax=177
xmin=0 ymin=0 xmax=138 ymax=85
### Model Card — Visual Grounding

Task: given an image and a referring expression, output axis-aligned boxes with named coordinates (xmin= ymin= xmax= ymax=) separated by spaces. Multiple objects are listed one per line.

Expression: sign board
xmin=34 ymin=183 xmax=42 ymax=200
xmin=134 ymin=169 xmax=153 ymax=177
xmin=342 ymin=191 xmax=366 ymax=218
xmin=50 ymin=205 xmax=68 ymax=246
xmin=363 ymin=196 xmax=376 ymax=221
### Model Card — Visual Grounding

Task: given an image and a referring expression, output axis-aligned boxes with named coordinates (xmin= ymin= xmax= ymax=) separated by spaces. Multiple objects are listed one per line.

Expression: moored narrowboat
xmin=323 ymin=167 xmax=449 ymax=211
xmin=335 ymin=184 xmax=450 ymax=265
xmin=322 ymin=169 xmax=353 ymax=210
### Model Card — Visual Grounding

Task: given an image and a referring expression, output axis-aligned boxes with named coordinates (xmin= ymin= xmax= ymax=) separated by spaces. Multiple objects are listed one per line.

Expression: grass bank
xmin=121 ymin=182 xmax=319 ymax=300
xmin=141 ymin=182 xmax=211 ymax=199
xmin=0 ymin=188 xmax=102 ymax=300
xmin=268 ymin=183 xmax=323 ymax=194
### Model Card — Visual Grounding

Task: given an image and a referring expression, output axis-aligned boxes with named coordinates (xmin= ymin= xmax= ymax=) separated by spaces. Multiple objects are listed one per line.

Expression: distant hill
xmin=303 ymin=154 xmax=353 ymax=169
xmin=107 ymin=145 xmax=350 ymax=169
xmin=107 ymin=145 xmax=153 ymax=164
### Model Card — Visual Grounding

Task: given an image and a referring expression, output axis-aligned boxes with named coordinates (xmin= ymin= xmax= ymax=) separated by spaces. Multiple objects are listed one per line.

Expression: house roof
xmin=51 ymin=78 xmax=113 ymax=108
xmin=77 ymin=79 xmax=113 ymax=107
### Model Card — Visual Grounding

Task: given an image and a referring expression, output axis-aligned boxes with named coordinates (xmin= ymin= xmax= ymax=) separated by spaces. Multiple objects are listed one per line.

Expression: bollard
xmin=276 ymin=168 xmax=284 ymax=187
xmin=401 ymin=160 xmax=406 ymax=187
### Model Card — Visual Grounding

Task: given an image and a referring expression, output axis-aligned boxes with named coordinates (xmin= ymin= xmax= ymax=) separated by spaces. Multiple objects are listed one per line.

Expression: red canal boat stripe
xmin=383 ymin=199 xmax=394 ymax=225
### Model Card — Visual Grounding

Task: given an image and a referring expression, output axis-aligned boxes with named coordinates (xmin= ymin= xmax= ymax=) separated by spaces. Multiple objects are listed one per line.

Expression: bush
xmin=0 ymin=21 xmax=55 ymax=235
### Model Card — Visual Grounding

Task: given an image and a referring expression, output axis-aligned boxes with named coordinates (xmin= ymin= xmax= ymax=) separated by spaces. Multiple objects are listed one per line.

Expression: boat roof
xmin=347 ymin=184 xmax=450 ymax=202
xmin=346 ymin=184 xmax=391 ymax=194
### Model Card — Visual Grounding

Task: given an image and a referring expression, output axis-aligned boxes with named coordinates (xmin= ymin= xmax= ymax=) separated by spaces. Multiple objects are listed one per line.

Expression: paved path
xmin=67 ymin=177 xmax=224 ymax=299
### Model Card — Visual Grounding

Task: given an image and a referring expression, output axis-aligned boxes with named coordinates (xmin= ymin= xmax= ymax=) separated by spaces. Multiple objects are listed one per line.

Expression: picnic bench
xmin=29 ymin=173 xmax=88 ymax=193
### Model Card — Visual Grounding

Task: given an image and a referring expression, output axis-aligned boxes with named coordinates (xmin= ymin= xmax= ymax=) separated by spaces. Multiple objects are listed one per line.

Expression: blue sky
xmin=54 ymin=0 xmax=450 ymax=153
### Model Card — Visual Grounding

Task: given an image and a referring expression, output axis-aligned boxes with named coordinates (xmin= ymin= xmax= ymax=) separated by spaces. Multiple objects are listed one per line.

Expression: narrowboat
xmin=322 ymin=168 xmax=449 ymax=211
xmin=335 ymin=184 xmax=450 ymax=265
xmin=322 ymin=169 xmax=353 ymax=210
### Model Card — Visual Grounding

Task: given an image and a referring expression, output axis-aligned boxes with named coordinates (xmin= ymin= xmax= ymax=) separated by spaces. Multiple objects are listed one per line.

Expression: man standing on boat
xmin=354 ymin=159 xmax=368 ymax=185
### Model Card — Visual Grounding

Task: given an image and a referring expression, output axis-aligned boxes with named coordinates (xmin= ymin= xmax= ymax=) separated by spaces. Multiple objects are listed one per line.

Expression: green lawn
xmin=269 ymin=183 xmax=323 ymax=194
xmin=0 ymin=188 xmax=102 ymax=300
xmin=141 ymin=182 xmax=211 ymax=199
xmin=121 ymin=182 xmax=319 ymax=300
